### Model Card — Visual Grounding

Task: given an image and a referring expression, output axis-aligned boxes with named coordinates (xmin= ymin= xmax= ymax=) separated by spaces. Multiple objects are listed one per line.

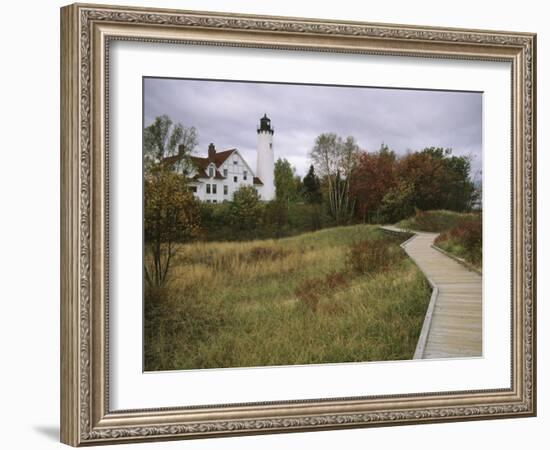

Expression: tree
xmin=397 ymin=147 xmax=475 ymax=213
xmin=350 ymin=143 xmax=397 ymax=222
xmin=143 ymin=114 xmax=198 ymax=171
xmin=143 ymin=165 xmax=201 ymax=287
xmin=440 ymin=152 xmax=476 ymax=211
xmin=274 ymin=158 xmax=298 ymax=202
xmin=378 ymin=180 xmax=416 ymax=223
xmin=302 ymin=165 xmax=322 ymax=203
xmin=229 ymin=185 xmax=263 ymax=231
xmin=309 ymin=133 xmax=359 ymax=224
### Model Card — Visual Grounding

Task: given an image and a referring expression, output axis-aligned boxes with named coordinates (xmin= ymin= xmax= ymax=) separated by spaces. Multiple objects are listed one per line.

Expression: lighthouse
xmin=256 ymin=113 xmax=275 ymax=201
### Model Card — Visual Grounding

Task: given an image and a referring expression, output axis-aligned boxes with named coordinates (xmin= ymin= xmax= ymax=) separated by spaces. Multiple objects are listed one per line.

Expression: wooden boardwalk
xmin=382 ymin=226 xmax=482 ymax=359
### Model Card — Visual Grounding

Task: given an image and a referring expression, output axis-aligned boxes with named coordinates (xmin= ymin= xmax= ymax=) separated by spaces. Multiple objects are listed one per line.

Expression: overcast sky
xmin=144 ymin=77 xmax=482 ymax=179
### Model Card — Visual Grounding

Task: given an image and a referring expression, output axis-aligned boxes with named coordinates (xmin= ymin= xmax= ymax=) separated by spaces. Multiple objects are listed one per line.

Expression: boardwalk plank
xmin=381 ymin=226 xmax=482 ymax=359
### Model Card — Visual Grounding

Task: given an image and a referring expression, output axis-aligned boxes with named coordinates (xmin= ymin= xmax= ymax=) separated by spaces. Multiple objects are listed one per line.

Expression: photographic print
xmin=142 ymin=77 xmax=483 ymax=372
xmin=61 ymin=5 xmax=536 ymax=444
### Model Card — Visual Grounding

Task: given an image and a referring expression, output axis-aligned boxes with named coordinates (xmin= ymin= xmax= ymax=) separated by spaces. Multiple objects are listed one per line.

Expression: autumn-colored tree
xmin=396 ymin=148 xmax=446 ymax=210
xmin=143 ymin=115 xmax=202 ymax=287
xmin=349 ymin=145 xmax=476 ymax=223
xmin=397 ymin=147 xmax=474 ymax=212
xmin=350 ymin=144 xmax=397 ymax=222
xmin=144 ymin=165 xmax=201 ymax=287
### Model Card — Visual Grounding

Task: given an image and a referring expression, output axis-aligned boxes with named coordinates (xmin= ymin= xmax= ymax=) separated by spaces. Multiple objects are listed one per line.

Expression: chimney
xmin=208 ymin=143 xmax=216 ymax=160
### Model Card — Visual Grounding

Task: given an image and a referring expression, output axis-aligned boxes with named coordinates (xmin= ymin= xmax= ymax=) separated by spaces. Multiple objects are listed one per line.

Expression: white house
xmin=175 ymin=114 xmax=276 ymax=202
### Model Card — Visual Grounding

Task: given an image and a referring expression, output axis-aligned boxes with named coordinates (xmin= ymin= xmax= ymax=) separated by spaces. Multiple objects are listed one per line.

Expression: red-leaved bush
xmin=345 ymin=238 xmax=404 ymax=275
xmin=294 ymin=271 xmax=350 ymax=313
xmin=435 ymin=219 xmax=482 ymax=266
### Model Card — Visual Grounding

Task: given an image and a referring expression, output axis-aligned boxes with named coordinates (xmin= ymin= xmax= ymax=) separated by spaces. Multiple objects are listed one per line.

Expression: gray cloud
xmin=144 ymin=77 xmax=482 ymax=179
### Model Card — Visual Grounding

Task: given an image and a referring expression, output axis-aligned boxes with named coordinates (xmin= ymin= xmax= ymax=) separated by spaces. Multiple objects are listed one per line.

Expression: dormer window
xmin=208 ymin=165 xmax=215 ymax=177
xmin=223 ymin=168 xmax=228 ymax=177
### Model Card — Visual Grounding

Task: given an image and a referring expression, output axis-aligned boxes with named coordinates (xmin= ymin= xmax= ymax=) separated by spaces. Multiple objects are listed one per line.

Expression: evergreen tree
xmin=302 ymin=164 xmax=322 ymax=203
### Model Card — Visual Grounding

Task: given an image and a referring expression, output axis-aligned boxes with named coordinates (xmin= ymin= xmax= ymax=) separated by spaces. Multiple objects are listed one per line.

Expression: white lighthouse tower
xmin=256 ymin=113 xmax=275 ymax=201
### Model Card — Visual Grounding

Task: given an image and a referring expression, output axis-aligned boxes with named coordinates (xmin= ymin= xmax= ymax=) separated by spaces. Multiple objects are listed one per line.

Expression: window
xmin=206 ymin=184 xmax=211 ymax=194
xmin=269 ymin=142 xmax=273 ymax=149
xmin=212 ymin=184 xmax=217 ymax=194
xmin=223 ymin=168 xmax=228 ymax=177
xmin=224 ymin=185 xmax=228 ymax=195
xmin=233 ymin=159 xmax=238 ymax=165
xmin=233 ymin=176 xmax=238 ymax=183
xmin=189 ymin=186 xmax=197 ymax=193
xmin=212 ymin=200 xmax=217 ymax=203
xmin=208 ymin=166 xmax=214 ymax=177
xmin=243 ymin=171 xmax=248 ymax=181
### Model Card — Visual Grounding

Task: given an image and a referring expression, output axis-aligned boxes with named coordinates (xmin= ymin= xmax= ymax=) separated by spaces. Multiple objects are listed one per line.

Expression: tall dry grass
xmin=144 ymin=224 xmax=431 ymax=370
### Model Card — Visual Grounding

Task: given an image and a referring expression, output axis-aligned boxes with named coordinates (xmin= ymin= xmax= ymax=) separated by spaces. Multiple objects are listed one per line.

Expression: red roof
xmin=160 ymin=148 xmax=236 ymax=169
xmin=188 ymin=148 xmax=238 ymax=180
xmin=162 ymin=148 xmax=258 ymax=183
xmin=190 ymin=149 xmax=236 ymax=171
xmin=191 ymin=170 xmax=225 ymax=180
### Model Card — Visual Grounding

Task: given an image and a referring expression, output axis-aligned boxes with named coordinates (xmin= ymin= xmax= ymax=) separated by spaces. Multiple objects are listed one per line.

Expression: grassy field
xmin=396 ymin=209 xmax=480 ymax=232
xmin=144 ymin=225 xmax=431 ymax=371
xmin=396 ymin=210 xmax=482 ymax=271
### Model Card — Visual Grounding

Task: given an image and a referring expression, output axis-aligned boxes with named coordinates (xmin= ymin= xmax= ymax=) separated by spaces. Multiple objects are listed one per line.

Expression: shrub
xmin=295 ymin=271 xmax=349 ymax=313
xmin=196 ymin=202 xmax=232 ymax=241
xmin=295 ymin=278 xmax=321 ymax=312
xmin=229 ymin=185 xmax=264 ymax=232
xmin=397 ymin=209 xmax=479 ymax=233
xmin=143 ymin=165 xmax=201 ymax=287
xmin=262 ymin=200 xmax=289 ymax=238
xmin=287 ymin=202 xmax=334 ymax=232
xmin=378 ymin=181 xmax=416 ymax=223
xmin=324 ymin=271 xmax=349 ymax=290
xmin=435 ymin=219 xmax=482 ymax=267
xmin=412 ymin=210 xmax=460 ymax=232
xmin=346 ymin=238 xmax=404 ymax=275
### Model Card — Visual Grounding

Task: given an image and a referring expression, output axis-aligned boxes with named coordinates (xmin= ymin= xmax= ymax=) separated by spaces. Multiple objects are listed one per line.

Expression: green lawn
xmin=144 ymin=224 xmax=431 ymax=371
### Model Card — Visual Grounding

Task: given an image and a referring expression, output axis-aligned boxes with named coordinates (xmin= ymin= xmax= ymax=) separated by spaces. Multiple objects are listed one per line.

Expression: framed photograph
xmin=60 ymin=3 xmax=536 ymax=446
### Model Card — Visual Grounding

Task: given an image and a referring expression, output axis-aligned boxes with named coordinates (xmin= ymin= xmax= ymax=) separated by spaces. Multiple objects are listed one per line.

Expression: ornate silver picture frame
xmin=60 ymin=3 xmax=536 ymax=446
